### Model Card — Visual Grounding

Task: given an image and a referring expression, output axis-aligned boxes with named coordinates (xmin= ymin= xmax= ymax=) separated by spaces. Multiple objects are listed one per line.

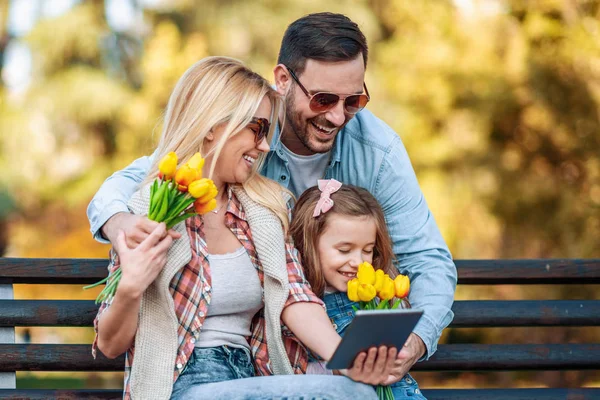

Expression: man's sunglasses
xmin=247 ymin=117 xmax=271 ymax=144
xmin=286 ymin=66 xmax=370 ymax=114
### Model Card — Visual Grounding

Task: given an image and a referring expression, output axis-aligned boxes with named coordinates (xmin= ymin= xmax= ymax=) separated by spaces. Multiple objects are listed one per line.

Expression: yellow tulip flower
xmin=186 ymin=153 xmax=205 ymax=172
xmin=378 ymin=276 xmax=395 ymax=300
xmin=357 ymin=262 xmax=376 ymax=286
xmin=197 ymin=183 xmax=218 ymax=204
xmin=194 ymin=198 xmax=217 ymax=214
xmin=158 ymin=152 xmax=178 ymax=180
xmin=175 ymin=165 xmax=198 ymax=191
xmin=373 ymin=269 xmax=385 ymax=292
xmin=188 ymin=178 xmax=212 ymax=199
xmin=347 ymin=278 xmax=359 ymax=302
xmin=394 ymin=274 xmax=410 ymax=299
xmin=357 ymin=283 xmax=376 ymax=302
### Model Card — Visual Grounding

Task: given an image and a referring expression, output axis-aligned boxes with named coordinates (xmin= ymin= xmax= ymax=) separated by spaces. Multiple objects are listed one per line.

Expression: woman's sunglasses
xmin=247 ymin=117 xmax=271 ymax=144
xmin=286 ymin=66 xmax=370 ymax=114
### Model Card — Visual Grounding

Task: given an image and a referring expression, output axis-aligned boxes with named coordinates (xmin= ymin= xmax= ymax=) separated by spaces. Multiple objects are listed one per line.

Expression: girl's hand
xmin=114 ymin=223 xmax=173 ymax=299
xmin=337 ymin=345 xmax=398 ymax=385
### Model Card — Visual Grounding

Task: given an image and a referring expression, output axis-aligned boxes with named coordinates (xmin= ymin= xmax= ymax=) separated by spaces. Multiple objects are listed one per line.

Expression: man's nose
xmin=325 ymin=100 xmax=346 ymax=127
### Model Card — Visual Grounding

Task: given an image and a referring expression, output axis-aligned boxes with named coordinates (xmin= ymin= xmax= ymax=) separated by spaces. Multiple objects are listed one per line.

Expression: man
xmin=88 ymin=12 xmax=456 ymax=395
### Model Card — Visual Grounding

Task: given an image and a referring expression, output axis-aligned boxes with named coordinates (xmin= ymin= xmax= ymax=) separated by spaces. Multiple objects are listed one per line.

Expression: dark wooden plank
xmin=1 ymin=258 xmax=599 ymax=284
xmin=3 ymin=299 xmax=600 ymax=328
xmin=415 ymin=344 xmax=600 ymax=371
xmin=0 ymin=390 xmax=121 ymax=399
xmin=0 ymin=258 xmax=108 ymax=284
xmin=423 ymin=388 xmax=600 ymax=400
xmin=0 ymin=300 xmax=98 ymax=327
xmin=0 ymin=389 xmax=598 ymax=400
xmin=1 ymin=344 xmax=599 ymax=372
xmin=0 ymin=344 xmax=124 ymax=371
xmin=455 ymin=259 xmax=600 ymax=284
xmin=450 ymin=300 xmax=600 ymax=327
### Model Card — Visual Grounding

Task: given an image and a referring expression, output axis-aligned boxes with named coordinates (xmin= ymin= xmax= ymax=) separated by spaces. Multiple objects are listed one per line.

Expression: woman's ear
xmin=205 ymin=128 xmax=215 ymax=142
xmin=273 ymin=64 xmax=291 ymax=96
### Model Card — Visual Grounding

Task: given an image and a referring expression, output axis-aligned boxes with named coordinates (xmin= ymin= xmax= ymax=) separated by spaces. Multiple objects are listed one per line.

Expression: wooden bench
xmin=1 ymin=258 xmax=599 ymax=399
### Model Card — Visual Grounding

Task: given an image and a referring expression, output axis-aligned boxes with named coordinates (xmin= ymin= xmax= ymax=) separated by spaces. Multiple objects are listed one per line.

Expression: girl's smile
xmin=317 ymin=214 xmax=377 ymax=293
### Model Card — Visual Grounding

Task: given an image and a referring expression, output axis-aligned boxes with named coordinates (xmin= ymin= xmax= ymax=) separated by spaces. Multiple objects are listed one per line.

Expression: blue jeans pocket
xmin=171 ymin=346 xmax=255 ymax=400
xmin=389 ymin=373 xmax=427 ymax=400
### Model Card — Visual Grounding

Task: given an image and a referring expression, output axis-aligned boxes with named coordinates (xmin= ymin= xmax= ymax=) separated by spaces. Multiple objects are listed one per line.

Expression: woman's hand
xmin=337 ymin=346 xmax=398 ymax=385
xmin=115 ymin=223 xmax=174 ymax=299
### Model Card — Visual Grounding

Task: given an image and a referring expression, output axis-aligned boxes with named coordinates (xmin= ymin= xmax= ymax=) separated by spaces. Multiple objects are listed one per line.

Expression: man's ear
xmin=273 ymin=64 xmax=291 ymax=96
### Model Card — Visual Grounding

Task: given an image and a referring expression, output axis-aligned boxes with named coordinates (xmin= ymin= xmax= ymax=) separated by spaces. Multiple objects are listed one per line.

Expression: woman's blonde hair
xmin=146 ymin=56 xmax=291 ymax=229
xmin=290 ymin=185 xmax=397 ymax=297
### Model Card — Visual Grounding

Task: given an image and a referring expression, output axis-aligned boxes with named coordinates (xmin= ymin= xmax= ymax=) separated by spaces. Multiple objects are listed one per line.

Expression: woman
xmin=92 ymin=57 xmax=396 ymax=400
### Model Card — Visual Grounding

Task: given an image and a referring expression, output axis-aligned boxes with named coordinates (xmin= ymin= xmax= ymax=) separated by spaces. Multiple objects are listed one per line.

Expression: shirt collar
xmin=225 ymin=184 xmax=247 ymax=221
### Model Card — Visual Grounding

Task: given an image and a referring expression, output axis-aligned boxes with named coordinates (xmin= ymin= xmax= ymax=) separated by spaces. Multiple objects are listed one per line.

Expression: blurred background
xmin=0 ymin=0 xmax=599 ymax=392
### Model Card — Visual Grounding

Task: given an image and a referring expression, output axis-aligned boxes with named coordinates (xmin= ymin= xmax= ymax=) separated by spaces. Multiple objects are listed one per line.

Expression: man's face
xmin=281 ymin=56 xmax=366 ymax=155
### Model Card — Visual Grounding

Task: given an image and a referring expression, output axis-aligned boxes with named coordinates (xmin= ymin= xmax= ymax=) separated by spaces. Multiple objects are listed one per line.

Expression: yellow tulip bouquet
xmin=346 ymin=262 xmax=411 ymax=400
xmin=84 ymin=151 xmax=218 ymax=304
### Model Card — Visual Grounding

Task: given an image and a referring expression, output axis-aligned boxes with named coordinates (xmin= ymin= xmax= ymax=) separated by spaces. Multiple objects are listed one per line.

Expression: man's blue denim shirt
xmin=87 ymin=109 xmax=457 ymax=360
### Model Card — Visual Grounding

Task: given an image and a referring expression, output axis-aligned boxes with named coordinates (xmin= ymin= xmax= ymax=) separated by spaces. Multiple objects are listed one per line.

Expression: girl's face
xmin=205 ymin=96 xmax=271 ymax=187
xmin=317 ymin=213 xmax=377 ymax=292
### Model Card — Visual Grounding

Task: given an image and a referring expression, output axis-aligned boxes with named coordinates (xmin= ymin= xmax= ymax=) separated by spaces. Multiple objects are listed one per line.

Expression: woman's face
xmin=206 ymin=96 xmax=272 ymax=187
xmin=317 ymin=213 xmax=377 ymax=292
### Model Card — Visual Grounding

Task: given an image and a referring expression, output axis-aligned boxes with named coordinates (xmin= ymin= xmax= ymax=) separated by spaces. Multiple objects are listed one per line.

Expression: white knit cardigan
xmin=126 ymin=184 xmax=294 ymax=399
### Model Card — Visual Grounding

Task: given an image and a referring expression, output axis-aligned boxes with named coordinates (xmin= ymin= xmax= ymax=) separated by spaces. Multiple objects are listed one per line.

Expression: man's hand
xmin=382 ymin=333 xmax=426 ymax=385
xmin=101 ymin=212 xmax=180 ymax=247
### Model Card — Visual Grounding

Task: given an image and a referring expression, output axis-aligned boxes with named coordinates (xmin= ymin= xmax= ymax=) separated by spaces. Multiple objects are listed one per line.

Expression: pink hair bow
xmin=313 ymin=179 xmax=342 ymax=217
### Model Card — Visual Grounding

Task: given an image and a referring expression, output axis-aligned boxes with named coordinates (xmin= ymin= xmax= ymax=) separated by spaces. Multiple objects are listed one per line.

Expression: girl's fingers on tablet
xmin=363 ymin=347 xmax=378 ymax=374
xmin=385 ymin=347 xmax=398 ymax=372
xmin=352 ymin=351 xmax=367 ymax=372
xmin=376 ymin=345 xmax=390 ymax=373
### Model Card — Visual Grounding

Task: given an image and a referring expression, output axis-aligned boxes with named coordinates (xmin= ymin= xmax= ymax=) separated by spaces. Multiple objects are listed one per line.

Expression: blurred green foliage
xmin=0 ymin=0 xmax=599 ymax=390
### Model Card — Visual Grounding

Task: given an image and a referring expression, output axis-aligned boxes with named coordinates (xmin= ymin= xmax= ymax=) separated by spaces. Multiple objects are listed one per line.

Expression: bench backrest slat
xmin=1 ymin=258 xmax=599 ymax=284
xmin=1 ymin=343 xmax=599 ymax=372
xmin=2 ymin=299 xmax=600 ymax=328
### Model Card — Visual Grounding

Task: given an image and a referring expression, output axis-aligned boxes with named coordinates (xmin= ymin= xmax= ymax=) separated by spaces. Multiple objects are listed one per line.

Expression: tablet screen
xmin=326 ymin=309 xmax=423 ymax=370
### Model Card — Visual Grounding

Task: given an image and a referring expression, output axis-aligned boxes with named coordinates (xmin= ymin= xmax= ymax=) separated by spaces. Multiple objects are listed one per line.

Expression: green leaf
xmin=166 ymin=212 xmax=196 ymax=229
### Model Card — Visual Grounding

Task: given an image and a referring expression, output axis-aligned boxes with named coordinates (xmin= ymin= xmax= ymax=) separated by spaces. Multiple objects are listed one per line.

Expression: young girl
xmin=290 ymin=179 xmax=427 ymax=400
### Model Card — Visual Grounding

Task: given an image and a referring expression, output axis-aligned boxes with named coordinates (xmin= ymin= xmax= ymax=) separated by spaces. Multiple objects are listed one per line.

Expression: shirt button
xmin=205 ymin=285 xmax=211 ymax=291
xmin=406 ymin=377 xmax=413 ymax=383
xmin=280 ymin=175 xmax=287 ymax=181
xmin=198 ymin=311 xmax=205 ymax=317
xmin=176 ymin=363 xmax=183 ymax=370
xmin=190 ymin=337 xmax=196 ymax=344
xmin=332 ymin=323 xmax=338 ymax=330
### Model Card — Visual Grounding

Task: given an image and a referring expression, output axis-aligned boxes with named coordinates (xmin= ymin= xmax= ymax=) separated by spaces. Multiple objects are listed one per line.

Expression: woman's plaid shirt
xmin=92 ymin=188 xmax=323 ymax=399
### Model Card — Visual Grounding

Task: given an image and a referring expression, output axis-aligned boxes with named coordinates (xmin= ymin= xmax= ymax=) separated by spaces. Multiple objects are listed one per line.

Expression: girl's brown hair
xmin=290 ymin=184 xmax=396 ymax=297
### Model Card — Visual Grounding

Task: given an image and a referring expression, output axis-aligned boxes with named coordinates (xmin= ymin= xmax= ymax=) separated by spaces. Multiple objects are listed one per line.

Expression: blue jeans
xmin=177 ymin=375 xmax=378 ymax=400
xmin=171 ymin=345 xmax=377 ymax=400
xmin=171 ymin=346 xmax=255 ymax=399
xmin=322 ymin=292 xmax=427 ymax=400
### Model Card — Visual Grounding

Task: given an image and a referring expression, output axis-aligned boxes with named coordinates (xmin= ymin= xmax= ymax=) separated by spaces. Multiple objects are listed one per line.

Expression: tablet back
xmin=326 ymin=309 xmax=423 ymax=370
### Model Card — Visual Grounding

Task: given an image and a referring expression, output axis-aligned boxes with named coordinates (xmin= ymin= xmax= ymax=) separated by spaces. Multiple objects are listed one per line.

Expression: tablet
xmin=326 ymin=309 xmax=423 ymax=370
